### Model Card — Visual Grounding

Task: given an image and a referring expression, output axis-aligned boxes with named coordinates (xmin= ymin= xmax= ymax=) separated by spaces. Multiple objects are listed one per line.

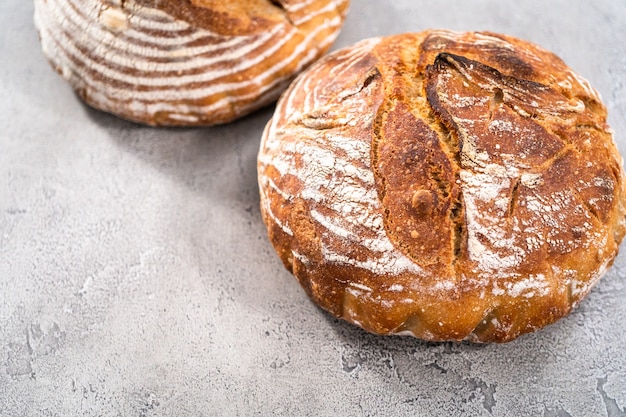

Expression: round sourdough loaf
xmin=34 ymin=0 xmax=349 ymax=126
xmin=257 ymin=30 xmax=626 ymax=342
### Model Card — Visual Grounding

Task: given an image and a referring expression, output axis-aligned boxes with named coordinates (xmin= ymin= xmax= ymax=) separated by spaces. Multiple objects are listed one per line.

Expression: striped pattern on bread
xmin=34 ymin=0 xmax=349 ymax=126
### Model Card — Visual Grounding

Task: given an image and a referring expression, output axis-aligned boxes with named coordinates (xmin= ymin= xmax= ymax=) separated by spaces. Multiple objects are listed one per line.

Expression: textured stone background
xmin=2 ymin=1 xmax=626 ymax=416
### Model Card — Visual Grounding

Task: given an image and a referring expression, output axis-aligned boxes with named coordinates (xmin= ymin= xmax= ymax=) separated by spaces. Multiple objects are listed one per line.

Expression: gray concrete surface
xmin=2 ymin=1 xmax=626 ymax=416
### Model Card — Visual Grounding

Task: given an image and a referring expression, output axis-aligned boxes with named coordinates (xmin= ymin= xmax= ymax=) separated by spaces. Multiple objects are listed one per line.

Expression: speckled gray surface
xmin=1 ymin=1 xmax=626 ymax=416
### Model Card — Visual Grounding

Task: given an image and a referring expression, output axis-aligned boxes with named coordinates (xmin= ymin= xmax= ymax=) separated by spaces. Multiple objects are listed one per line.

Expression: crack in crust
xmin=258 ymin=30 xmax=626 ymax=343
xmin=268 ymin=0 xmax=296 ymax=26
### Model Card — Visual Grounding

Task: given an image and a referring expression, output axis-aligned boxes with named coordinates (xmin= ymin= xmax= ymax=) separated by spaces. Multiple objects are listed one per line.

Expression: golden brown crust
xmin=34 ymin=0 xmax=349 ymax=126
xmin=133 ymin=0 xmax=324 ymax=35
xmin=258 ymin=30 xmax=626 ymax=342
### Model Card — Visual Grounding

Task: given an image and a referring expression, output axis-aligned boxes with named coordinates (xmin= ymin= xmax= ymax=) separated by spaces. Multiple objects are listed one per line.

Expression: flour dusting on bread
xmin=34 ymin=0 xmax=349 ymax=126
xmin=258 ymin=30 xmax=626 ymax=342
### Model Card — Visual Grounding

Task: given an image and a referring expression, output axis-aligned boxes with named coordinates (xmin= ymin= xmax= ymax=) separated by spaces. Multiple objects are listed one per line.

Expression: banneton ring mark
xmin=257 ymin=30 xmax=626 ymax=343
xmin=34 ymin=0 xmax=349 ymax=126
